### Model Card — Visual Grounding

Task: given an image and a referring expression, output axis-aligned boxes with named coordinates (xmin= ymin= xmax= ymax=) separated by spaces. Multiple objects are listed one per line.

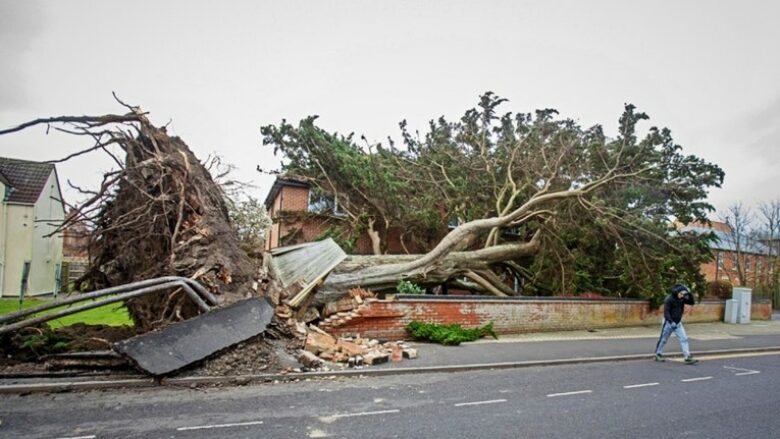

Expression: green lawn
xmin=0 ymin=298 xmax=134 ymax=328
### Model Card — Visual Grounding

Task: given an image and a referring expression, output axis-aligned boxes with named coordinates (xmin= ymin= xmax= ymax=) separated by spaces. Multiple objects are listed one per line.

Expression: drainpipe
xmin=277 ymin=188 xmax=284 ymax=248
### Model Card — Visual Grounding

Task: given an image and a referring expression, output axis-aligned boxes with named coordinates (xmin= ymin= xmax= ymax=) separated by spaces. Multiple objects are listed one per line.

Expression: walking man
xmin=655 ymin=284 xmax=698 ymax=364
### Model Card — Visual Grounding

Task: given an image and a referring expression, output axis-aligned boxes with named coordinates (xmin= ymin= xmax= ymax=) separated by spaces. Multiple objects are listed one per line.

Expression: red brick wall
xmin=321 ymin=297 xmax=773 ymax=340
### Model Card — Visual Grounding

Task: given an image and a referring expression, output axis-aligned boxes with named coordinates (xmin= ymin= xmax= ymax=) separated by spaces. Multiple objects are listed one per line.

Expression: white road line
xmin=681 ymin=376 xmax=712 ymax=382
xmin=723 ymin=365 xmax=761 ymax=376
xmin=546 ymin=390 xmax=592 ymax=398
xmin=52 ymin=436 xmax=96 ymax=439
xmin=454 ymin=399 xmax=507 ymax=407
xmin=176 ymin=420 xmax=264 ymax=431
xmin=324 ymin=409 xmax=401 ymax=420
xmin=623 ymin=382 xmax=660 ymax=389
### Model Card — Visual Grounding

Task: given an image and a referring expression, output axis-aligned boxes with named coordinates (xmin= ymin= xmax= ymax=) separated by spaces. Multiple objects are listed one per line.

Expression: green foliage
xmin=397 ymin=280 xmax=424 ymax=295
xmin=706 ymin=280 xmax=733 ymax=299
xmin=226 ymin=196 xmax=271 ymax=252
xmin=314 ymin=225 xmax=362 ymax=253
xmin=406 ymin=320 xmax=497 ymax=345
xmin=19 ymin=330 xmax=71 ymax=355
xmin=0 ymin=299 xmax=134 ymax=328
xmin=263 ymin=93 xmax=724 ymax=300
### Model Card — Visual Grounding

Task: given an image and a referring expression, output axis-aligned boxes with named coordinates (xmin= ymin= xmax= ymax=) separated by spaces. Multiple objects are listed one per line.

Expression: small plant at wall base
xmin=397 ymin=280 xmax=425 ymax=295
xmin=406 ymin=321 xmax=497 ymax=345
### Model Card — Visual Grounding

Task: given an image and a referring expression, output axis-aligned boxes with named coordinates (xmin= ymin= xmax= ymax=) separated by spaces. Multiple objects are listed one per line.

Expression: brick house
xmin=263 ymin=178 xmax=424 ymax=254
xmin=680 ymin=221 xmax=776 ymax=287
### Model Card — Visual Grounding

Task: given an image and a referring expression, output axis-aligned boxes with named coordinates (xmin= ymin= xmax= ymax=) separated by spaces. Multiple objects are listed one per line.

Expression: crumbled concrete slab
xmin=114 ymin=298 xmax=273 ymax=376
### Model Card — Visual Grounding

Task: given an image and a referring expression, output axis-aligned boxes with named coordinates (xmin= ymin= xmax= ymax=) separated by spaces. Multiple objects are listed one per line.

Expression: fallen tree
xmin=263 ymin=93 xmax=724 ymax=305
xmin=0 ymin=97 xmax=259 ymax=330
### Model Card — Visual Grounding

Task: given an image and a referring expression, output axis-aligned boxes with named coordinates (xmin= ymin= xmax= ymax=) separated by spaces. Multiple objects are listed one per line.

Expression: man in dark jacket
xmin=654 ymin=284 xmax=698 ymax=364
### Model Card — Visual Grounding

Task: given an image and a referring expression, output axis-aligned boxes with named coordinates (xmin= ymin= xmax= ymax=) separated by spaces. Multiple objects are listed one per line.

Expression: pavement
xmin=2 ymin=313 xmax=779 ymax=394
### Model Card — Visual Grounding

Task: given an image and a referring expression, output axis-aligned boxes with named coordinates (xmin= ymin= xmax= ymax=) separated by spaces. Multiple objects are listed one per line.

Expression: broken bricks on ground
xmin=276 ymin=287 xmax=418 ymax=372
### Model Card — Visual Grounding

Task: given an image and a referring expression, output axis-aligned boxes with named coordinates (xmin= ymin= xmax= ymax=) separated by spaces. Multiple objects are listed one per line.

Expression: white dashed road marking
xmin=623 ymin=382 xmax=659 ymax=389
xmin=319 ymin=409 xmax=400 ymax=423
xmin=53 ymin=436 xmax=96 ymax=439
xmin=454 ymin=399 xmax=507 ymax=407
xmin=681 ymin=376 xmax=712 ymax=382
xmin=546 ymin=390 xmax=592 ymax=398
xmin=176 ymin=420 xmax=264 ymax=431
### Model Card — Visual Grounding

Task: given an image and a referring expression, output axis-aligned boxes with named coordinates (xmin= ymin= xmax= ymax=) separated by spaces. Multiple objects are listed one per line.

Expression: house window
xmin=308 ymin=192 xmax=344 ymax=216
xmin=731 ymin=253 xmax=738 ymax=270
xmin=716 ymin=252 xmax=724 ymax=267
xmin=745 ymin=257 xmax=752 ymax=272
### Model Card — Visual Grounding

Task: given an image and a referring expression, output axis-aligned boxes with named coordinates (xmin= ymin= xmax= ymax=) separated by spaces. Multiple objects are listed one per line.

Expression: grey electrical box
xmin=732 ymin=287 xmax=752 ymax=324
xmin=724 ymin=299 xmax=738 ymax=323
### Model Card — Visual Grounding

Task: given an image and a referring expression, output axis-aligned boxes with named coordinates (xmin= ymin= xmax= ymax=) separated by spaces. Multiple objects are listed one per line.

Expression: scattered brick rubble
xmin=273 ymin=287 xmax=418 ymax=372
xmin=299 ymin=324 xmax=417 ymax=370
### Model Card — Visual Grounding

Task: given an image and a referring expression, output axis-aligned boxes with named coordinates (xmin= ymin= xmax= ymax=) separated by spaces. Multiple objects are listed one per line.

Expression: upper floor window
xmin=308 ymin=191 xmax=345 ymax=216
xmin=716 ymin=252 xmax=724 ymax=267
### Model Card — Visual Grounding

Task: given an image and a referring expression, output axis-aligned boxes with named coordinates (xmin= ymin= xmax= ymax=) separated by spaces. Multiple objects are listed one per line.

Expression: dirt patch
xmin=177 ymin=322 xmax=305 ymax=377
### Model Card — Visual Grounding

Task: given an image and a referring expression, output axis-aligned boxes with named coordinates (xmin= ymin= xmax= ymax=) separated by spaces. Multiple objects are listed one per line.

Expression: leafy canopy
xmin=261 ymin=93 xmax=724 ymax=302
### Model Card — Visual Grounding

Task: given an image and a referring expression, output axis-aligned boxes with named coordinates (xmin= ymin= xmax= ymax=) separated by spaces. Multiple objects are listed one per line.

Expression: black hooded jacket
xmin=663 ymin=292 xmax=695 ymax=324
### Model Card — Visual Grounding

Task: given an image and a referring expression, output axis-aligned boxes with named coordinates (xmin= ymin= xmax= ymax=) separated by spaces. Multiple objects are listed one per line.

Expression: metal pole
xmin=0 ymin=276 xmax=212 ymax=325
xmin=0 ymin=280 xmax=209 ymax=335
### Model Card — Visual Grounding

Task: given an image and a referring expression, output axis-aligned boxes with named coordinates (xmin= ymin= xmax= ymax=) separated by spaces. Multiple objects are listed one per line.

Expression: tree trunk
xmin=312 ymin=235 xmax=540 ymax=305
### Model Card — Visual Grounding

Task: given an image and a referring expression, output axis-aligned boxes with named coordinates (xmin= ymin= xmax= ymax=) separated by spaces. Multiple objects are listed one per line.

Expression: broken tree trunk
xmin=312 ymin=234 xmax=541 ymax=306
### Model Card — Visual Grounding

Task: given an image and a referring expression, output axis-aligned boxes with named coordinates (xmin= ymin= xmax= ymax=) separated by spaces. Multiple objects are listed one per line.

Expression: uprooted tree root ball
xmin=1 ymin=98 xmax=260 ymax=331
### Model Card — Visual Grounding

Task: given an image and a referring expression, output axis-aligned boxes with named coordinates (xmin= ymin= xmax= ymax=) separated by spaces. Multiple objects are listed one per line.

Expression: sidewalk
xmin=2 ymin=316 xmax=779 ymax=394
xmin=372 ymin=315 xmax=780 ymax=371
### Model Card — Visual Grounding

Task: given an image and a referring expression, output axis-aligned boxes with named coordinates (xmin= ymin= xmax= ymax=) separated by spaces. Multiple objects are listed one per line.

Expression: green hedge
xmin=406 ymin=320 xmax=497 ymax=345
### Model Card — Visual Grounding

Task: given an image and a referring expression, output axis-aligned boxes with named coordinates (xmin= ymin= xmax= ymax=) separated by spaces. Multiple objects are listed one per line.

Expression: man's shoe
xmin=684 ymin=356 xmax=699 ymax=365
xmin=654 ymin=354 xmax=666 ymax=362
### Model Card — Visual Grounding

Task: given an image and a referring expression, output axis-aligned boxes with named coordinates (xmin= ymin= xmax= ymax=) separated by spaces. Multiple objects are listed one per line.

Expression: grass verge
xmin=0 ymin=298 xmax=134 ymax=328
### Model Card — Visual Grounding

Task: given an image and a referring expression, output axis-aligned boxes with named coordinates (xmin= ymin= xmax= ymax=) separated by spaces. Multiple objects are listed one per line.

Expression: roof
xmin=678 ymin=225 xmax=771 ymax=255
xmin=263 ymin=178 xmax=309 ymax=209
xmin=269 ymin=238 xmax=347 ymax=307
xmin=269 ymin=238 xmax=347 ymax=289
xmin=0 ymin=157 xmax=56 ymax=204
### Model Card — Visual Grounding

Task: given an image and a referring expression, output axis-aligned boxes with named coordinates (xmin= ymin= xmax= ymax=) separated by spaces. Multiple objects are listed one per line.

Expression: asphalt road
xmin=1 ymin=352 xmax=778 ymax=439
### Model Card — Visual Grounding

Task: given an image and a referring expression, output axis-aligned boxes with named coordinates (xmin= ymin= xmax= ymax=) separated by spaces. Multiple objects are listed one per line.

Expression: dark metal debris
xmin=114 ymin=298 xmax=273 ymax=376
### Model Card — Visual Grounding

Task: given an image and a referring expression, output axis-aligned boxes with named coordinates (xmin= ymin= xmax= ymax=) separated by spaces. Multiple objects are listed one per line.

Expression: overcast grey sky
xmin=1 ymin=0 xmax=778 ymax=218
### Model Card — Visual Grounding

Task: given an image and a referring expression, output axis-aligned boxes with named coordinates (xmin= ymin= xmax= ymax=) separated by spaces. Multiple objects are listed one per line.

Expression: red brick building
xmin=680 ymin=221 xmax=777 ymax=287
xmin=263 ymin=179 xmax=419 ymax=254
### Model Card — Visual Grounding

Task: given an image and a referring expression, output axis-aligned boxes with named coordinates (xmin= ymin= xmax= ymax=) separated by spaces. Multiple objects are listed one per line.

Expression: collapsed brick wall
xmin=319 ymin=297 xmax=773 ymax=340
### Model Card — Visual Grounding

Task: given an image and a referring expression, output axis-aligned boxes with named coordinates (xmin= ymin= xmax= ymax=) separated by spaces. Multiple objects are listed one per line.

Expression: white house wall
xmin=29 ymin=171 xmax=64 ymax=296
xmin=2 ymin=204 xmax=34 ymax=296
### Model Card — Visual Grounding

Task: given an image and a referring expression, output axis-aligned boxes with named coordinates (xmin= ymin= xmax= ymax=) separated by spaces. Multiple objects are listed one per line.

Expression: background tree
xmin=262 ymin=93 xmax=724 ymax=305
xmin=720 ymin=203 xmax=754 ymax=286
xmin=227 ymin=195 xmax=272 ymax=258
xmin=756 ymin=200 xmax=780 ymax=292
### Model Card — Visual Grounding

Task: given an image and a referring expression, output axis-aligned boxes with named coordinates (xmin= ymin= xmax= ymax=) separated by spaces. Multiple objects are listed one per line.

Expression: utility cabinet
xmin=732 ymin=287 xmax=752 ymax=324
